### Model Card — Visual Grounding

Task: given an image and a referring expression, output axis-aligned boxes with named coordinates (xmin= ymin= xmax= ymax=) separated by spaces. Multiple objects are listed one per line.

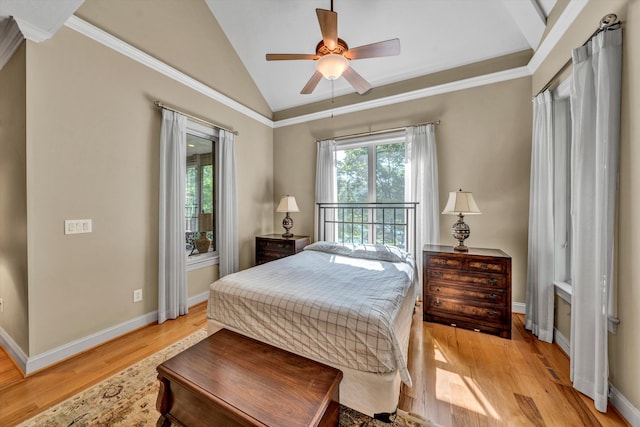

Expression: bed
xmin=207 ymin=202 xmax=418 ymax=418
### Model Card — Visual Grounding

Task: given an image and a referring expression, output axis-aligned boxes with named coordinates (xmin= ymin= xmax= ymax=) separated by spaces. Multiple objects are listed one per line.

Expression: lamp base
xmin=282 ymin=213 xmax=294 ymax=238
xmin=451 ymin=213 xmax=471 ymax=252
xmin=195 ymin=232 xmax=211 ymax=254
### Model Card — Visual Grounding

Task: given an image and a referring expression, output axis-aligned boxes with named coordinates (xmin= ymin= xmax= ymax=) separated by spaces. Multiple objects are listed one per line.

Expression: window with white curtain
xmin=553 ymin=81 xmax=572 ymax=294
xmin=185 ymin=120 xmax=218 ymax=267
xmin=335 ymin=131 xmax=408 ymax=248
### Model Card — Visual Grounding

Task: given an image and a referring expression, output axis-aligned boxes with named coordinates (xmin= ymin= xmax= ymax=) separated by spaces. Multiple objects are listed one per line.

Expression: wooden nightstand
xmin=255 ymin=234 xmax=310 ymax=265
xmin=423 ymin=244 xmax=512 ymax=339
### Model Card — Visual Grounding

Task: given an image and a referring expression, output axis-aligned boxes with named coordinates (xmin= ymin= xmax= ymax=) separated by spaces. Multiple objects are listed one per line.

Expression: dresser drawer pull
xmin=487 ymin=310 xmax=498 ymax=316
xmin=438 ymin=259 xmax=448 ymax=265
xmin=486 ymin=293 xmax=498 ymax=299
xmin=434 ymin=298 xmax=441 ymax=306
xmin=432 ymin=272 xmax=443 ymax=278
xmin=481 ymin=263 xmax=489 ymax=270
xmin=435 ymin=287 xmax=441 ymax=292
xmin=488 ymin=278 xmax=498 ymax=285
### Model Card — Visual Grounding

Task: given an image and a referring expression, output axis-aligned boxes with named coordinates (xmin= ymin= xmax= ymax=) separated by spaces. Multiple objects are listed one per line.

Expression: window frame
xmin=552 ymin=78 xmax=572 ymax=302
xmin=334 ymin=131 xmax=408 ymax=246
xmin=185 ymin=120 xmax=219 ymax=271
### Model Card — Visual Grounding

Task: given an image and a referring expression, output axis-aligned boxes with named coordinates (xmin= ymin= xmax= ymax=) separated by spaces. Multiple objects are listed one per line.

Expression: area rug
xmin=18 ymin=329 xmax=436 ymax=427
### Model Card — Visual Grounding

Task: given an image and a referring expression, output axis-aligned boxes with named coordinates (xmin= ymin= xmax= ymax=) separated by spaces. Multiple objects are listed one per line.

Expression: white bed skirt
xmin=205 ymin=291 xmax=415 ymax=417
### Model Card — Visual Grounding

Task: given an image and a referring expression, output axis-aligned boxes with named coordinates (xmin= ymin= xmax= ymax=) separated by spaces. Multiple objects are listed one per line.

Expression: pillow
xmin=350 ymin=243 xmax=409 ymax=263
xmin=305 ymin=241 xmax=411 ymax=264
xmin=303 ymin=241 xmax=355 ymax=256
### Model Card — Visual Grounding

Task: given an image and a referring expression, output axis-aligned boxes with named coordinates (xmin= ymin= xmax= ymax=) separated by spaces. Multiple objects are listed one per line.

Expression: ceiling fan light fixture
xmin=316 ymin=53 xmax=349 ymax=80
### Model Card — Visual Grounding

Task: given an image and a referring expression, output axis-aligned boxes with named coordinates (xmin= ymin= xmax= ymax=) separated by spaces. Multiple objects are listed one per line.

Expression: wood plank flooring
xmin=0 ymin=302 xmax=630 ymax=426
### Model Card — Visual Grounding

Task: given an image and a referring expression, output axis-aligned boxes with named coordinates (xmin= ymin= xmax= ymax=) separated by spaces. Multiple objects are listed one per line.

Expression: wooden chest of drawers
xmin=255 ymin=234 xmax=310 ymax=265
xmin=423 ymin=244 xmax=512 ymax=339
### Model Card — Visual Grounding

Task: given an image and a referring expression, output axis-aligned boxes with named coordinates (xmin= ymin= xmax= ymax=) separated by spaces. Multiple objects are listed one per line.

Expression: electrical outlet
xmin=133 ymin=289 xmax=143 ymax=302
xmin=0 ymin=298 xmax=3 ymax=313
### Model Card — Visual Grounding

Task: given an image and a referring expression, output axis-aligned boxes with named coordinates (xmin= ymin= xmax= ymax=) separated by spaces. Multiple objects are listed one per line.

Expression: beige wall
xmin=20 ymin=1 xmax=273 ymax=356
xmin=0 ymin=42 xmax=29 ymax=353
xmin=614 ymin=0 xmax=640 ymax=411
xmin=533 ymin=0 xmax=639 ymax=413
xmin=274 ymin=77 xmax=533 ymax=304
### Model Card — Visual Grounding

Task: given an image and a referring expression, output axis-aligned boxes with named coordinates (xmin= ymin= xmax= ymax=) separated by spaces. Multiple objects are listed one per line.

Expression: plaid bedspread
xmin=206 ymin=246 xmax=416 ymax=387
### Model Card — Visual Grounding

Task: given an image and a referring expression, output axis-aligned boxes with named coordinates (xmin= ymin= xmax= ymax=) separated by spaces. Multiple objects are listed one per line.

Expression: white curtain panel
xmin=525 ymin=90 xmax=555 ymax=343
xmin=406 ymin=124 xmax=439 ymax=279
xmin=158 ymin=110 xmax=188 ymax=324
xmin=315 ymin=139 xmax=337 ymax=241
xmin=569 ymin=28 xmax=622 ymax=413
xmin=216 ymin=129 xmax=239 ymax=277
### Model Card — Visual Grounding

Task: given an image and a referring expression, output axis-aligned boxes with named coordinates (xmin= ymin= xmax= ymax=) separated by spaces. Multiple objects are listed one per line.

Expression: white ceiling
xmin=205 ymin=0 xmax=557 ymax=112
xmin=1 ymin=0 xmax=557 ymax=114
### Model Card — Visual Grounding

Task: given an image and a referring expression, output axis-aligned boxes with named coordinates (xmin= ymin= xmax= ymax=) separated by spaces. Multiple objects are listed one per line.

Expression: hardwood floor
xmin=0 ymin=302 xmax=630 ymax=426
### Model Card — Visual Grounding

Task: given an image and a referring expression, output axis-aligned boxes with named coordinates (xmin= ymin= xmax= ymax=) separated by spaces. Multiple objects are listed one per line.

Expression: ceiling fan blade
xmin=345 ymin=38 xmax=401 ymax=60
xmin=266 ymin=53 xmax=319 ymax=61
xmin=301 ymin=71 xmax=323 ymax=94
xmin=316 ymin=9 xmax=338 ymax=51
xmin=342 ymin=67 xmax=372 ymax=95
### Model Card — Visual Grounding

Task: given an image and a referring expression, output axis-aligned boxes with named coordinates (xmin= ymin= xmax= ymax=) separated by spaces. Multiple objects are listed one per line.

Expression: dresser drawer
xmin=259 ymin=239 xmax=294 ymax=252
xmin=428 ymin=283 xmax=507 ymax=305
xmin=465 ymin=256 xmax=508 ymax=274
xmin=427 ymin=255 xmax=463 ymax=270
xmin=427 ymin=296 xmax=508 ymax=326
xmin=427 ymin=269 xmax=507 ymax=289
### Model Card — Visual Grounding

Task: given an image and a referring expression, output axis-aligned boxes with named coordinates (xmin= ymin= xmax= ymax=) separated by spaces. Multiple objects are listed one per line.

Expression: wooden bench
xmin=156 ymin=329 xmax=343 ymax=427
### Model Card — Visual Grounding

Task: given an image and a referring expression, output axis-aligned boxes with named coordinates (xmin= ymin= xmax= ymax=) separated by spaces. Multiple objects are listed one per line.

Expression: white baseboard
xmin=0 ymin=327 xmax=29 ymax=374
xmin=2 ymin=295 xmax=210 ymax=375
xmin=610 ymin=384 xmax=640 ymax=427
xmin=188 ymin=290 xmax=209 ymax=307
xmin=512 ymin=302 xmax=526 ymax=314
xmin=553 ymin=328 xmax=570 ymax=356
xmin=25 ymin=310 xmax=159 ymax=374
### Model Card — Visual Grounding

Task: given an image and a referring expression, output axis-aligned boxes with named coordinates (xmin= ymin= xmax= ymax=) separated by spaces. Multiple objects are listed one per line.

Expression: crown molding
xmin=274 ymin=66 xmax=531 ymax=128
xmin=63 ymin=0 xmax=581 ymax=130
xmin=64 ymin=15 xmax=273 ymax=128
xmin=13 ymin=17 xmax=55 ymax=42
xmin=0 ymin=18 xmax=25 ymax=71
xmin=527 ymin=0 xmax=589 ymax=74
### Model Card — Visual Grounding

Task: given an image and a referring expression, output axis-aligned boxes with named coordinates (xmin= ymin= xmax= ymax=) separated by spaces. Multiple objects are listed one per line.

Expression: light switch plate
xmin=65 ymin=219 xmax=92 ymax=235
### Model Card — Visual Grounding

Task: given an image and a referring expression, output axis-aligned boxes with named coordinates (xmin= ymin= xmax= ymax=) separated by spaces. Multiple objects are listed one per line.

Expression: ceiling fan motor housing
xmin=316 ymin=38 xmax=349 ymax=57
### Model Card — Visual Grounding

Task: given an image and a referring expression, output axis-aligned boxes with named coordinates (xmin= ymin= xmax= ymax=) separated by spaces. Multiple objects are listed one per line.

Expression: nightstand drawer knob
xmin=436 ymin=287 xmax=441 ymax=292
xmin=481 ymin=263 xmax=489 ymax=270
xmin=432 ymin=272 xmax=443 ymax=278
xmin=487 ymin=310 xmax=498 ymax=316
xmin=488 ymin=278 xmax=498 ymax=285
xmin=434 ymin=298 xmax=441 ymax=306
xmin=439 ymin=259 xmax=447 ymax=265
xmin=486 ymin=293 xmax=498 ymax=299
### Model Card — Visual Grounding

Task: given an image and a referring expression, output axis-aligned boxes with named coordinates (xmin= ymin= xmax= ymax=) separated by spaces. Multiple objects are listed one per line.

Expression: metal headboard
xmin=317 ymin=202 xmax=418 ymax=257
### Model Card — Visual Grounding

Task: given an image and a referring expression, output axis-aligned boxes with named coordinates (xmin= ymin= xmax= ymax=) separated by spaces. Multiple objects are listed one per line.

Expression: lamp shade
xmin=316 ymin=54 xmax=349 ymax=80
xmin=442 ymin=189 xmax=481 ymax=215
xmin=276 ymin=195 xmax=300 ymax=213
xmin=198 ymin=212 xmax=213 ymax=232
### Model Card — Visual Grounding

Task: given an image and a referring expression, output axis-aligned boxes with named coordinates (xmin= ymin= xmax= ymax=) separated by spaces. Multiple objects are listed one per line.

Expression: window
xmin=185 ymin=121 xmax=217 ymax=264
xmin=553 ymin=83 xmax=572 ymax=288
xmin=335 ymin=132 xmax=407 ymax=248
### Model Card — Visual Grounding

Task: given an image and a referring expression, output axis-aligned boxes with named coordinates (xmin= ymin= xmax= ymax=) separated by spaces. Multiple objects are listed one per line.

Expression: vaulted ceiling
xmin=1 ymin=0 xmax=558 ymax=115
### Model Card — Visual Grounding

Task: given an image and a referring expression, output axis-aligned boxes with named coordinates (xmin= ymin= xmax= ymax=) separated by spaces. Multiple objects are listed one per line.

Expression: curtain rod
xmin=154 ymin=101 xmax=239 ymax=136
xmin=534 ymin=14 xmax=620 ymax=99
xmin=319 ymin=120 xmax=440 ymax=143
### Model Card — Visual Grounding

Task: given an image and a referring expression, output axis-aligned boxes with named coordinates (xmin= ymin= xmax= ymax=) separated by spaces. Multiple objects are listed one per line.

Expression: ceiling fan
xmin=265 ymin=1 xmax=400 ymax=95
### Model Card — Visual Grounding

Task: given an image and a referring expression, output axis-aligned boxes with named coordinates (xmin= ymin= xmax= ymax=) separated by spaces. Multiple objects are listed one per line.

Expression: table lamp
xmin=195 ymin=212 xmax=213 ymax=253
xmin=442 ymin=189 xmax=481 ymax=252
xmin=276 ymin=195 xmax=299 ymax=238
